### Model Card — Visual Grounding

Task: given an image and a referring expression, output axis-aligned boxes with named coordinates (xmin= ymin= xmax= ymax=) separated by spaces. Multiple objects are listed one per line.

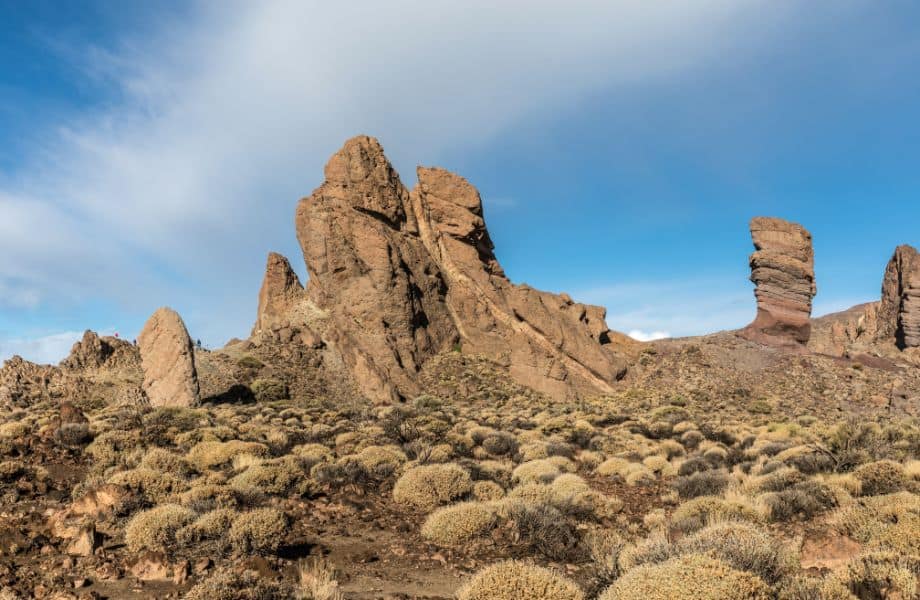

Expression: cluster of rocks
xmin=289 ymin=136 xmax=627 ymax=402
xmin=739 ymin=215 xmax=919 ymax=357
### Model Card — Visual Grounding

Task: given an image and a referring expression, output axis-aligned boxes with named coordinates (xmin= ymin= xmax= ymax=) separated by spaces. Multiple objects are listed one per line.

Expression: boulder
xmin=294 ymin=135 xmax=626 ymax=402
xmin=742 ymin=217 xmax=816 ymax=346
xmin=252 ymin=252 xmax=306 ymax=336
xmin=137 ymin=308 xmax=200 ymax=407
xmin=879 ymin=244 xmax=920 ymax=348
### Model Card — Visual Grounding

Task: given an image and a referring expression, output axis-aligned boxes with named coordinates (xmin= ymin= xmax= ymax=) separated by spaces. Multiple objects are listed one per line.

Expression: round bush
xmin=421 ymin=502 xmax=496 ymax=546
xmin=853 ymin=460 xmax=908 ymax=496
xmin=227 ymin=508 xmax=288 ymax=554
xmin=124 ymin=504 xmax=196 ymax=552
xmin=600 ymin=553 xmax=771 ymax=600
xmin=458 ymin=560 xmax=584 ymax=600
xmin=393 ymin=463 xmax=472 ymax=510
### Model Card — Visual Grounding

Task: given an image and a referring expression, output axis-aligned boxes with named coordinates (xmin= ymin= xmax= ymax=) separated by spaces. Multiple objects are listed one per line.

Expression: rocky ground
xmin=0 ymin=332 xmax=916 ymax=599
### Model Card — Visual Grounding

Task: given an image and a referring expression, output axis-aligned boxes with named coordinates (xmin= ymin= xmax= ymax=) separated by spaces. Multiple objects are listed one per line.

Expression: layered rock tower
xmin=879 ymin=244 xmax=920 ymax=349
xmin=742 ymin=217 xmax=816 ymax=346
xmin=137 ymin=307 xmax=200 ymax=407
xmin=293 ymin=136 xmax=626 ymax=402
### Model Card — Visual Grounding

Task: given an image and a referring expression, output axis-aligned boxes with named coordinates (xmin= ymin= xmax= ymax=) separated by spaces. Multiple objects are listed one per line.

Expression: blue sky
xmin=1 ymin=1 xmax=919 ymax=363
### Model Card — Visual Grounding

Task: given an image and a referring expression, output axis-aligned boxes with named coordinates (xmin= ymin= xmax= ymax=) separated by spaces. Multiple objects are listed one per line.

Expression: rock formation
xmin=61 ymin=330 xmax=138 ymax=371
xmin=252 ymin=253 xmax=306 ymax=336
xmin=879 ymin=244 xmax=920 ymax=348
xmin=137 ymin=307 xmax=200 ymax=407
xmin=742 ymin=217 xmax=816 ymax=346
xmin=294 ymin=135 xmax=626 ymax=402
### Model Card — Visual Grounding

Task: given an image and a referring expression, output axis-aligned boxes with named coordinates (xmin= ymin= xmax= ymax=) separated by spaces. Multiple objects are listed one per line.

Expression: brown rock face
xmin=252 ymin=252 xmax=305 ymax=335
xmin=295 ymin=136 xmax=626 ymax=402
xmin=61 ymin=330 xmax=138 ymax=370
xmin=879 ymin=244 xmax=920 ymax=348
xmin=742 ymin=217 xmax=816 ymax=346
xmin=137 ymin=307 xmax=200 ymax=407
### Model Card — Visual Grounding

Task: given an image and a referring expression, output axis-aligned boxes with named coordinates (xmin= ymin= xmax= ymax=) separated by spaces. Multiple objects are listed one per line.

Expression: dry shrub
xmin=599 ymin=553 xmax=771 ymax=600
xmin=392 ymin=463 xmax=472 ymax=510
xmin=420 ymin=501 xmax=496 ymax=546
xmin=457 ymin=560 xmax=584 ymax=600
xmin=673 ymin=469 xmax=731 ymax=499
xmin=124 ymin=504 xmax=196 ymax=553
xmin=227 ymin=508 xmax=288 ymax=554
xmin=759 ymin=480 xmax=838 ymax=521
xmin=298 ymin=558 xmax=344 ymax=600
xmin=472 ymin=480 xmax=505 ymax=501
xmin=139 ymin=448 xmax=193 ymax=477
xmin=107 ymin=467 xmax=188 ymax=503
xmin=250 ymin=378 xmax=288 ymax=402
xmin=500 ymin=500 xmax=581 ymax=561
xmin=512 ymin=458 xmax=573 ymax=485
xmin=228 ymin=456 xmax=311 ymax=496
xmin=852 ymin=460 xmax=908 ymax=496
xmin=351 ymin=445 xmax=407 ymax=478
xmin=187 ymin=440 xmax=269 ymax=470
xmin=85 ymin=429 xmax=142 ymax=469
xmin=176 ymin=507 xmax=237 ymax=545
xmin=178 ymin=484 xmax=242 ymax=512
xmin=776 ymin=575 xmax=855 ymax=600
xmin=185 ymin=567 xmax=295 ymax=600
xmin=670 ymin=495 xmax=762 ymax=534
xmin=832 ymin=551 xmax=919 ymax=599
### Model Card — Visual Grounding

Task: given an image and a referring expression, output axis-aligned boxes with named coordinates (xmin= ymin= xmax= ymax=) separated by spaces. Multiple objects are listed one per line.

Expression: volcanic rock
xmin=742 ymin=217 xmax=816 ymax=346
xmin=294 ymin=135 xmax=626 ymax=402
xmin=60 ymin=330 xmax=138 ymax=371
xmin=878 ymin=244 xmax=920 ymax=348
xmin=137 ymin=307 xmax=200 ymax=407
xmin=252 ymin=252 xmax=306 ymax=336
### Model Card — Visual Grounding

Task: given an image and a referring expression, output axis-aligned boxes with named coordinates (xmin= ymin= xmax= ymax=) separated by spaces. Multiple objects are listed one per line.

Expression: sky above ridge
xmin=1 ymin=0 xmax=920 ymax=363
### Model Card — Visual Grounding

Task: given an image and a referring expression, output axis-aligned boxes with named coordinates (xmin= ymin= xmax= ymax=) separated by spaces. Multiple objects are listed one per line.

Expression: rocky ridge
xmin=293 ymin=136 xmax=627 ymax=402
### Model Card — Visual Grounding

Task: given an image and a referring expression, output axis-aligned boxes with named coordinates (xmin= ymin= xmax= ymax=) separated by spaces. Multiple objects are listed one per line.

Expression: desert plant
xmin=124 ymin=504 xmax=196 ymax=553
xmin=673 ymin=469 xmax=731 ymax=499
xmin=599 ymin=553 xmax=771 ymax=600
xmin=250 ymin=378 xmax=288 ymax=402
xmin=227 ymin=508 xmax=288 ymax=554
xmin=420 ymin=501 xmax=496 ymax=546
xmin=457 ymin=561 xmax=584 ymax=600
xmin=392 ymin=463 xmax=472 ymax=510
xmin=852 ymin=460 xmax=908 ymax=496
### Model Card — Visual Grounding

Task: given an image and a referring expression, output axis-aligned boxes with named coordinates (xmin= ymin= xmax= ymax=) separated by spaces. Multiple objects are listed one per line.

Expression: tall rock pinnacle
xmin=294 ymin=136 xmax=626 ymax=402
xmin=252 ymin=252 xmax=305 ymax=336
xmin=742 ymin=217 xmax=816 ymax=346
xmin=138 ymin=307 xmax=200 ymax=407
xmin=879 ymin=244 xmax=920 ymax=349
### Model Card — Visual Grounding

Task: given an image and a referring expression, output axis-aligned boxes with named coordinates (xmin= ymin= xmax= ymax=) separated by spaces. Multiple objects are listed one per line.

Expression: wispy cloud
xmin=0 ymin=331 xmax=83 ymax=365
xmin=0 ymin=1 xmax=806 ymax=360
xmin=627 ymin=329 xmax=671 ymax=342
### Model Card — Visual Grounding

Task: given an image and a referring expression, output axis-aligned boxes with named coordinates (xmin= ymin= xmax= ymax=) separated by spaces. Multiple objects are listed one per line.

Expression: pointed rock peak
xmin=137 ymin=307 xmax=199 ymax=407
xmin=292 ymin=136 xmax=627 ymax=403
xmin=742 ymin=216 xmax=816 ymax=346
xmin=253 ymin=252 xmax=304 ymax=335
xmin=60 ymin=330 xmax=136 ymax=370
xmin=880 ymin=244 xmax=920 ymax=348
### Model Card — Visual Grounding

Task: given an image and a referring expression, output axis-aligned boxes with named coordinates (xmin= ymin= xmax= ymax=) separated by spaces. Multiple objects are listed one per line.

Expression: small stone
xmin=73 ymin=578 xmax=88 ymax=588
xmin=193 ymin=557 xmax=212 ymax=574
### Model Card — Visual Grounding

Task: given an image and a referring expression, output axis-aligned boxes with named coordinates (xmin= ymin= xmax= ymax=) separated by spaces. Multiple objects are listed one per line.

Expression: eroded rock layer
xmin=295 ymin=136 xmax=626 ymax=402
xmin=743 ymin=217 xmax=816 ymax=346
xmin=137 ymin=307 xmax=200 ymax=407
xmin=879 ymin=244 xmax=920 ymax=348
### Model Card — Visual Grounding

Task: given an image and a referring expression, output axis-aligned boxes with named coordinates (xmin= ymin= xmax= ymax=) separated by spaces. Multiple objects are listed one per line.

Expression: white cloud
xmin=0 ymin=0 xmax=806 ymax=355
xmin=628 ymin=329 xmax=671 ymax=342
xmin=0 ymin=331 xmax=84 ymax=366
